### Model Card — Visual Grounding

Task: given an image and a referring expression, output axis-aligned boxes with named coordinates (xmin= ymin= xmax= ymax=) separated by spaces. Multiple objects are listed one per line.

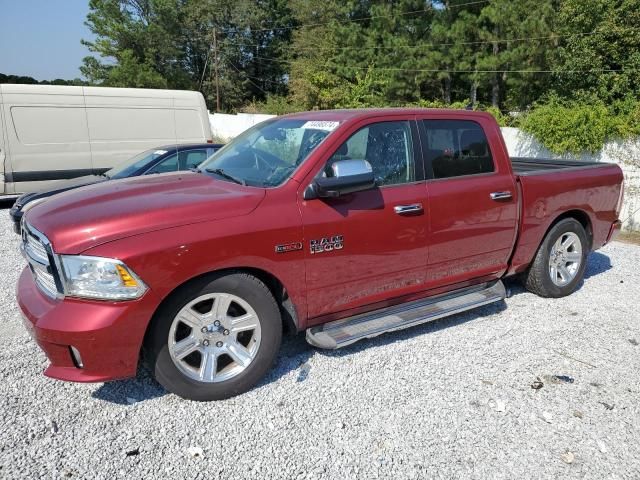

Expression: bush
xmin=242 ymin=95 xmax=303 ymax=115
xmin=518 ymin=96 xmax=640 ymax=155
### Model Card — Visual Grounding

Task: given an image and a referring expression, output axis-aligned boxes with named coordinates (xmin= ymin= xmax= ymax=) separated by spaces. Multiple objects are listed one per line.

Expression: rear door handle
xmin=490 ymin=191 xmax=512 ymax=201
xmin=394 ymin=203 xmax=424 ymax=215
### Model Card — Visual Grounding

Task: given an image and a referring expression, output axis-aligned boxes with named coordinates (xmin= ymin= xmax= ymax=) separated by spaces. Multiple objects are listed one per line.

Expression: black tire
xmin=144 ymin=272 xmax=282 ymax=401
xmin=523 ymin=218 xmax=589 ymax=298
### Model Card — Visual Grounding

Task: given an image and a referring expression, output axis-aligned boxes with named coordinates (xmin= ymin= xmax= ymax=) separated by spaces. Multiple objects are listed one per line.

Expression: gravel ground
xmin=0 ymin=207 xmax=639 ymax=479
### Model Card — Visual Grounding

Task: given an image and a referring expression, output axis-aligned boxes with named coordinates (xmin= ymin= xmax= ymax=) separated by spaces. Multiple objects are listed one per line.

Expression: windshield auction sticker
xmin=302 ymin=121 xmax=340 ymax=132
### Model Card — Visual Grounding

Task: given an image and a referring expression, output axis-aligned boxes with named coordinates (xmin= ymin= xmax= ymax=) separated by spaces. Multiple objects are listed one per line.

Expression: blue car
xmin=10 ymin=143 xmax=224 ymax=233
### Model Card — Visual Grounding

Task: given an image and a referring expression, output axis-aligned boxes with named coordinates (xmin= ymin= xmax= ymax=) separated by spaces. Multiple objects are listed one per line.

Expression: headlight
xmin=59 ymin=255 xmax=147 ymax=300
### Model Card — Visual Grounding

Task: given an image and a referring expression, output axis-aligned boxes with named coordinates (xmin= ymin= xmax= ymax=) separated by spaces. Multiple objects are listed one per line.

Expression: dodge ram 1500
xmin=16 ymin=109 xmax=624 ymax=401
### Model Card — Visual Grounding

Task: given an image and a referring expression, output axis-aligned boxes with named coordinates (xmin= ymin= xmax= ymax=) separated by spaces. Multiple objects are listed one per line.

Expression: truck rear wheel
xmin=144 ymin=272 xmax=282 ymax=401
xmin=523 ymin=218 xmax=588 ymax=298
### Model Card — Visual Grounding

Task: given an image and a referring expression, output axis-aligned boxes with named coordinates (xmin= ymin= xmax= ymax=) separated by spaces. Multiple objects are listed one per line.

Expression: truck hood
xmin=26 ymin=172 xmax=266 ymax=254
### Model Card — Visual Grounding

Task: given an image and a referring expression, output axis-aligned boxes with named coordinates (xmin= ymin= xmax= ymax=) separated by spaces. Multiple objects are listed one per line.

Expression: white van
xmin=0 ymin=84 xmax=213 ymax=197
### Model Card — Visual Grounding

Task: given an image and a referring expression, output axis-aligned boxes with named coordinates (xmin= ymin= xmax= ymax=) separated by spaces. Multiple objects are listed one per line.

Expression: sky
xmin=0 ymin=0 xmax=94 ymax=80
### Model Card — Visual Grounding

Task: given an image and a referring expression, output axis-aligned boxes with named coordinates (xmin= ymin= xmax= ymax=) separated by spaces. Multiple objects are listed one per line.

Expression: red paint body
xmin=16 ymin=109 xmax=624 ymax=382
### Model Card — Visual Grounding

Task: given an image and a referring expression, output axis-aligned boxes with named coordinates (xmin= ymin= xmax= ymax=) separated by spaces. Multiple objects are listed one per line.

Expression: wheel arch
xmin=546 ymin=209 xmax=593 ymax=250
xmin=142 ymin=267 xmax=301 ymax=357
xmin=508 ymin=207 xmax=594 ymax=276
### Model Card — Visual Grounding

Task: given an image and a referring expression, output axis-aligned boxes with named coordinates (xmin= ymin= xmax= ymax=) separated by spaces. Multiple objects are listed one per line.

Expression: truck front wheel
xmin=523 ymin=218 xmax=589 ymax=298
xmin=144 ymin=273 xmax=282 ymax=401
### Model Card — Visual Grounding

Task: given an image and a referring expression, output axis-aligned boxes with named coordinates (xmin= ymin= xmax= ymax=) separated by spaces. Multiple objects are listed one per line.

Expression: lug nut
xmin=223 ymin=329 xmax=230 ymax=336
xmin=203 ymin=340 xmax=210 ymax=346
xmin=213 ymin=320 xmax=221 ymax=327
xmin=216 ymin=341 xmax=223 ymax=347
xmin=201 ymin=326 xmax=208 ymax=333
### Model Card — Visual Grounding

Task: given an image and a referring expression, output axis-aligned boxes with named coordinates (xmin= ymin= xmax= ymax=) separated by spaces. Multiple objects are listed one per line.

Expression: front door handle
xmin=490 ymin=191 xmax=512 ymax=201
xmin=394 ymin=203 xmax=424 ymax=215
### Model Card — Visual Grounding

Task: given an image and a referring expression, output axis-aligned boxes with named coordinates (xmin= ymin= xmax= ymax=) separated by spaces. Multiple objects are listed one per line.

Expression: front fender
xmin=82 ymin=211 xmax=307 ymax=329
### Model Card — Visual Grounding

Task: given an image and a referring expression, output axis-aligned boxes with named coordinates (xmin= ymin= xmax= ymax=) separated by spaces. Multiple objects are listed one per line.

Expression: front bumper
xmin=17 ymin=267 xmax=160 ymax=383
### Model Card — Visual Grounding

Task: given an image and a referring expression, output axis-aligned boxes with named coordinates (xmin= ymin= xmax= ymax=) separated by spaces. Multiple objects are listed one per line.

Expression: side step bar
xmin=306 ymin=281 xmax=506 ymax=349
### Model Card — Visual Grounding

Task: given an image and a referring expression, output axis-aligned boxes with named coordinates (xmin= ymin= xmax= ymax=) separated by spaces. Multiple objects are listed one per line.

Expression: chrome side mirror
xmin=304 ymin=159 xmax=376 ymax=200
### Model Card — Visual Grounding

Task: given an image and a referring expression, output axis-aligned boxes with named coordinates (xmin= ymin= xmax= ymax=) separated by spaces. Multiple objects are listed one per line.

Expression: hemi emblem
xmin=275 ymin=242 xmax=303 ymax=254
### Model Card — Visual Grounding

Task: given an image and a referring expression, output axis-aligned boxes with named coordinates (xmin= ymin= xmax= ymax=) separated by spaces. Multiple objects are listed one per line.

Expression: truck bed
xmin=507 ymin=157 xmax=623 ymax=276
xmin=511 ymin=157 xmax=614 ymax=175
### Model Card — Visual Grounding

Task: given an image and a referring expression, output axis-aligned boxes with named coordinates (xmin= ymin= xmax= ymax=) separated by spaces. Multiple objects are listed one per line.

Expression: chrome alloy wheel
xmin=168 ymin=293 xmax=262 ymax=383
xmin=548 ymin=232 xmax=583 ymax=287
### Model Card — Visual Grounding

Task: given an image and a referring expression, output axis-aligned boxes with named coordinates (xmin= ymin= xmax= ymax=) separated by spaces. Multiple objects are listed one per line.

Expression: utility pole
xmin=212 ymin=27 xmax=220 ymax=112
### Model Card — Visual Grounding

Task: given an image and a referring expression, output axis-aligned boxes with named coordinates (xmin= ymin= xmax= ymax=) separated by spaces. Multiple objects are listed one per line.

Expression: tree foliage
xmin=0 ymin=73 xmax=87 ymax=86
xmin=73 ymin=0 xmax=640 ymax=153
xmin=81 ymin=0 xmax=294 ymax=110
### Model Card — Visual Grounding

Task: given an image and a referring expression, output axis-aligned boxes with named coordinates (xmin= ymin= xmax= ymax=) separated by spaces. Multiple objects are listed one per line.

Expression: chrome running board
xmin=306 ymin=281 xmax=506 ymax=349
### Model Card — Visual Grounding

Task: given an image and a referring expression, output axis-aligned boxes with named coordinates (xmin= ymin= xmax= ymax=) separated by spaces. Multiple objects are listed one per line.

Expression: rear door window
xmin=180 ymin=149 xmax=209 ymax=170
xmin=422 ymin=120 xmax=494 ymax=179
xmin=147 ymin=153 xmax=179 ymax=174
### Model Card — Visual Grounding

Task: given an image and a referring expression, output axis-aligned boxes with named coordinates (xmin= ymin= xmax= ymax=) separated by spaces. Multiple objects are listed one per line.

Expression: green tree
xmin=552 ymin=0 xmax=640 ymax=103
xmin=81 ymin=0 xmax=294 ymax=110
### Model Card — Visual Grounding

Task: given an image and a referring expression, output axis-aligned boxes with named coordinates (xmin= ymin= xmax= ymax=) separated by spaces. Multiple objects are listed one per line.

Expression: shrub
xmin=518 ymin=96 xmax=640 ymax=155
xmin=242 ymin=95 xmax=303 ymax=115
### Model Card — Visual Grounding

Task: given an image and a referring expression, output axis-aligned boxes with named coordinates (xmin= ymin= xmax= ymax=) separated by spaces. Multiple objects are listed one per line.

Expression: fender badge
xmin=275 ymin=242 xmax=303 ymax=253
xmin=310 ymin=235 xmax=344 ymax=254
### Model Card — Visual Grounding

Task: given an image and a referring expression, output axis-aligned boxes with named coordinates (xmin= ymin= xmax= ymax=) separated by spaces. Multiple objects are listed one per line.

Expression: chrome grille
xmin=21 ymin=222 xmax=62 ymax=299
xmin=24 ymin=233 xmax=49 ymax=264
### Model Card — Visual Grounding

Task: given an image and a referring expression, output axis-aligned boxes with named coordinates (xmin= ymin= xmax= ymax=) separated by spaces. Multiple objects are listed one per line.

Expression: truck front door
xmin=418 ymin=116 xmax=518 ymax=289
xmin=300 ymin=119 xmax=429 ymax=322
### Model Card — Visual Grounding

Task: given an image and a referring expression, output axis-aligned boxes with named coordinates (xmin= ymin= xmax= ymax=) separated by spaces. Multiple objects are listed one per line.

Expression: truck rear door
xmin=418 ymin=115 xmax=518 ymax=288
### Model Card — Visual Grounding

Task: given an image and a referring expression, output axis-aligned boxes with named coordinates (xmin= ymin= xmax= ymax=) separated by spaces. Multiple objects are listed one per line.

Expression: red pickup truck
xmin=17 ymin=109 xmax=624 ymax=401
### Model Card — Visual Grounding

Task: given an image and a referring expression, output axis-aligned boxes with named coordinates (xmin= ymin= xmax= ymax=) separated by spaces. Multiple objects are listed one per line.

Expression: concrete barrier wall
xmin=205 ymin=114 xmax=639 ymax=232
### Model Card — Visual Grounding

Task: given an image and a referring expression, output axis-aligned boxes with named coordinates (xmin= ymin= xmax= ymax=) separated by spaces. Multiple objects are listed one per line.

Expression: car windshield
xmin=106 ymin=148 xmax=174 ymax=179
xmin=197 ymin=118 xmax=339 ymax=187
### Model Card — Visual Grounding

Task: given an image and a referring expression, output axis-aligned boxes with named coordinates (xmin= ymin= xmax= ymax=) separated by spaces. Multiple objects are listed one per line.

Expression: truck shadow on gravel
xmin=313 ymin=300 xmax=509 ymax=361
xmin=583 ymin=251 xmax=613 ymax=280
xmin=91 ymin=252 xmax=613 ymax=404
xmin=91 ymin=338 xmax=317 ymax=404
xmin=91 ymin=366 xmax=167 ymax=405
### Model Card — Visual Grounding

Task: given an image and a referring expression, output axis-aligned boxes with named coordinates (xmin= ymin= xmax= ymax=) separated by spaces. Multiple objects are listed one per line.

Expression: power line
xmin=215 ymin=0 xmax=490 ymax=34
xmin=222 ymin=29 xmax=599 ymax=53
xmin=227 ymin=61 xmax=269 ymax=95
xmin=252 ymin=56 xmax=630 ymax=74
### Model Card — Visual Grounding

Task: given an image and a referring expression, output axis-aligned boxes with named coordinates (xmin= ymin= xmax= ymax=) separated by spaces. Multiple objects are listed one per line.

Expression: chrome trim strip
xmin=489 ymin=191 xmax=513 ymax=200
xmin=394 ymin=203 xmax=424 ymax=214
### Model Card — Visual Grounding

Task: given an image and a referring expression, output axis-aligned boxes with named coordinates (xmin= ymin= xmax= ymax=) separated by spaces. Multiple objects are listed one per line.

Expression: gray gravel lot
xmin=0 ymin=207 xmax=639 ymax=479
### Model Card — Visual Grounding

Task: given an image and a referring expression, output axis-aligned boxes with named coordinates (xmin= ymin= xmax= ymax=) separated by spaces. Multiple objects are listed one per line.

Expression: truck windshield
xmin=198 ymin=118 xmax=339 ymax=187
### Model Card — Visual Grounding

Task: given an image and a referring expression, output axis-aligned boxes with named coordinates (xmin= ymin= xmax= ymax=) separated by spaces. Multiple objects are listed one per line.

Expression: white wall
xmin=209 ymin=112 xmax=275 ymax=141
xmin=501 ymin=127 xmax=639 ymax=232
